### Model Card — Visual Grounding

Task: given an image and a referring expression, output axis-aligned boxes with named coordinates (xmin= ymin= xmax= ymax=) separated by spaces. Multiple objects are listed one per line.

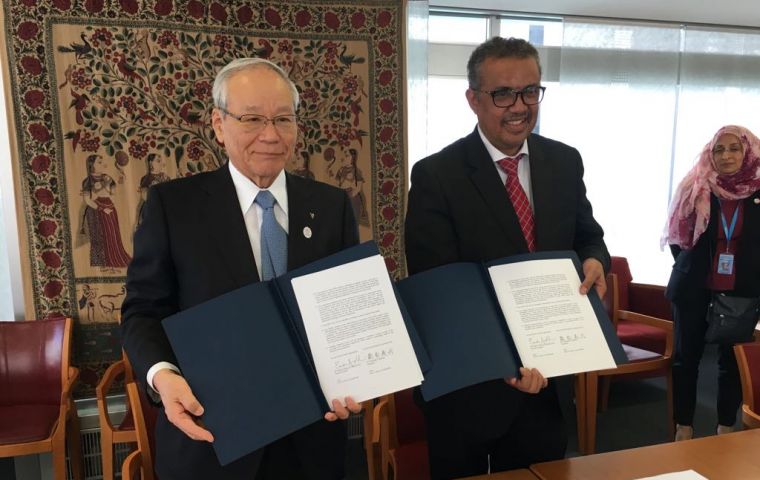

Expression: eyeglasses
xmin=473 ymin=85 xmax=546 ymax=108
xmin=712 ymin=144 xmax=742 ymax=156
xmin=218 ymin=107 xmax=298 ymax=134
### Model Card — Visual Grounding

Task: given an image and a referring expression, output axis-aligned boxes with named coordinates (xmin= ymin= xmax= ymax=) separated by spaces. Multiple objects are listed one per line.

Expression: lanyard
xmin=718 ymin=200 xmax=739 ymax=246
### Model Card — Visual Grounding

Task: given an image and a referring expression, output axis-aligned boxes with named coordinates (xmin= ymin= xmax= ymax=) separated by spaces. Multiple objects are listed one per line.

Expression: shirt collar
xmin=228 ymin=161 xmax=288 ymax=215
xmin=477 ymin=125 xmax=530 ymax=163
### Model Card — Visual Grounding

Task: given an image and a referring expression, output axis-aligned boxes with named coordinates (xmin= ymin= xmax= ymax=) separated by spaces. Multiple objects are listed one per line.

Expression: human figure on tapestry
xmin=292 ymin=150 xmax=316 ymax=180
xmin=136 ymin=153 xmax=171 ymax=227
xmin=78 ymin=284 xmax=98 ymax=323
xmin=323 ymin=146 xmax=337 ymax=177
xmin=80 ymin=154 xmax=132 ymax=271
xmin=336 ymin=147 xmax=369 ymax=226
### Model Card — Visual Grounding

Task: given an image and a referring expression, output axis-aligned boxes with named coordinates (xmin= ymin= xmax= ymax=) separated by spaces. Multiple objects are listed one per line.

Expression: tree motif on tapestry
xmin=58 ymin=26 xmax=369 ymax=182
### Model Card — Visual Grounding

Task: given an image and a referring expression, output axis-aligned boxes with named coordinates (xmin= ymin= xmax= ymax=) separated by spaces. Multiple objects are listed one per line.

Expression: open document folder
xmin=163 ymin=241 xmax=429 ymax=466
xmin=398 ymin=251 xmax=628 ymax=401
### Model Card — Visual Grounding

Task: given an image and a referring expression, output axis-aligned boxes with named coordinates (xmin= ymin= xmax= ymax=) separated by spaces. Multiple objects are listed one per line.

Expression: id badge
xmin=717 ymin=253 xmax=735 ymax=275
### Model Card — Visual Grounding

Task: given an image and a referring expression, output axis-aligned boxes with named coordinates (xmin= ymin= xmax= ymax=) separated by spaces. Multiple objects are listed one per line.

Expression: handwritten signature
xmin=559 ymin=332 xmax=586 ymax=344
xmin=334 ymin=348 xmax=395 ymax=370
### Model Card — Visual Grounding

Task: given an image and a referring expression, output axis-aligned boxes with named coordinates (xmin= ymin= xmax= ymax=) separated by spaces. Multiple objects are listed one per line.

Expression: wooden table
xmin=530 ymin=429 xmax=760 ymax=479
xmin=460 ymin=468 xmax=539 ymax=479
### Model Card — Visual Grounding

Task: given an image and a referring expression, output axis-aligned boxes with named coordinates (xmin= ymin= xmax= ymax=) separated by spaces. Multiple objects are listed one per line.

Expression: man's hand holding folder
xmin=580 ymin=257 xmax=607 ymax=298
xmin=324 ymin=397 xmax=362 ymax=421
xmin=153 ymin=368 xmax=362 ymax=444
xmin=507 ymin=367 xmax=549 ymax=394
xmin=154 ymin=369 xmax=214 ymax=442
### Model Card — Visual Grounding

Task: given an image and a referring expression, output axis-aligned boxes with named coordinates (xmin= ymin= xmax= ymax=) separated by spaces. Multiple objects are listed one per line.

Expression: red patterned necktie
xmin=497 ymin=154 xmax=536 ymax=252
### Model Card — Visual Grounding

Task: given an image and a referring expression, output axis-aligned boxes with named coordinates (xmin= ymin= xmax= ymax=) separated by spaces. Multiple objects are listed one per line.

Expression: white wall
xmin=0 ymin=55 xmax=24 ymax=320
xmin=431 ymin=0 xmax=760 ymax=29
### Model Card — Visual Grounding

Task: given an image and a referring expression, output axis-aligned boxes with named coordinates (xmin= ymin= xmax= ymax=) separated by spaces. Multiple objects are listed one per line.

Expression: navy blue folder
xmin=163 ymin=241 xmax=430 ymax=466
xmin=397 ymin=250 xmax=627 ymax=401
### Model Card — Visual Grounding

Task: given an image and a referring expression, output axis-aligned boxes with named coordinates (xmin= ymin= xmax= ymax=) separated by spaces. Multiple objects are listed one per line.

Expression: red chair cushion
xmin=628 ymin=284 xmax=672 ymax=321
xmin=0 ymin=405 xmax=59 ymax=444
xmin=610 ymin=257 xmax=633 ymax=310
xmin=0 ymin=319 xmax=65 ymax=406
xmin=394 ymin=441 xmax=430 ymax=480
xmin=617 ymin=320 xmax=667 ymax=355
xmin=395 ymin=389 xmax=426 ymax=445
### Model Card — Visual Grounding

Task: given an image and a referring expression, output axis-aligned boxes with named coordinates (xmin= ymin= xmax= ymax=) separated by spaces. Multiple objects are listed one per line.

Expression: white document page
xmin=636 ymin=471 xmax=708 ymax=480
xmin=488 ymin=258 xmax=616 ymax=377
xmin=291 ymin=255 xmax=423 ymax=406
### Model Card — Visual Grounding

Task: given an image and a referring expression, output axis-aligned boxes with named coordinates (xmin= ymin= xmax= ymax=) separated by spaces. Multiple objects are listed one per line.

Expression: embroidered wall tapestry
xmin=0 ymin=0 xmax=406 ymax=394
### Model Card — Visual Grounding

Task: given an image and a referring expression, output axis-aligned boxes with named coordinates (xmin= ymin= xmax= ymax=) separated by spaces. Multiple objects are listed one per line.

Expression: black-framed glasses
xmin=473 ymin=85 xmax=546 ymax=108
xmin=218 ymin=107 xmax=298 ymax=134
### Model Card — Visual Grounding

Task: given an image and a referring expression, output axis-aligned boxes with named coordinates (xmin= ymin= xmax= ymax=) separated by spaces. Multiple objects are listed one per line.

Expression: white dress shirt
xmin=147 ymin=162 xmax=290 ymax=392
xmin=477 ymin=125 xmax=534 ymax=209
xmin=228 ymin=160 xmax=289 ymax=280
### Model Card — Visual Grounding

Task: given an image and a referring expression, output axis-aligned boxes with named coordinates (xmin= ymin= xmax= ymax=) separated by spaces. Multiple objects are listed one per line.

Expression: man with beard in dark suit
xmin=122 ymin=58 xmax=360 ymax=480
xmin=405 ymin=37 xmax=610 ymax=479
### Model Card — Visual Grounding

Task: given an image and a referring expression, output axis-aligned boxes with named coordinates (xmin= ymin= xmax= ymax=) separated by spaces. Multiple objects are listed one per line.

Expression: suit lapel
xmin=527 ymin=135 xmax=555 ymax=251
xmin=285 ymin=173 xmax=314 ymax=270
xmin=465 ymin=129 xmax=530 ymax=252
xmin=200 ymin=165 xmax=259 ymax=287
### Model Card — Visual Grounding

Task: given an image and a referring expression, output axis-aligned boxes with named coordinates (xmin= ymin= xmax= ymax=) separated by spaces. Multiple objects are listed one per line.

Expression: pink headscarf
xmin=662 ymin=125 xmax=760 ymax=250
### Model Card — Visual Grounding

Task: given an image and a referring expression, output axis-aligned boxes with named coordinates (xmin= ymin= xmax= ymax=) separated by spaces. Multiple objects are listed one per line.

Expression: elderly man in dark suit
xmin=405 ymin=37 xmax=610 ymax=479
xmin=121 ymin=58 xmax=360 ymax=480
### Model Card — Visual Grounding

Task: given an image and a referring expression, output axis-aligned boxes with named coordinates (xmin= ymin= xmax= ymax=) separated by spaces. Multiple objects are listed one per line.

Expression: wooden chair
xmin=0 ymin=317 xmax=84 ymax=480
xmin=734 ymin=342 xmax=760 ymax=429
xmin=96 ymin=354 xmax=137 ymax=480
xmin=582 ymin=274 xmax=674 ymax=454
xmin=362 ymin=400 xmax=381 ymax=480
xmin=121 ymin=379 xmax=158 ymax=480
xmin=574 ymin=372 xmax=587 ymax=453
xmin=372 ymin=389 xmax=429 ymax=480
xmin=601 ymin=257 xmax=671 ymax=411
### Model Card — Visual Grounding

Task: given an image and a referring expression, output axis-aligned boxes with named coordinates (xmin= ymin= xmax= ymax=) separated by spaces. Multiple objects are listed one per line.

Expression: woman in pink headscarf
xmin=663 ymin=125 xmax=760 ymax=441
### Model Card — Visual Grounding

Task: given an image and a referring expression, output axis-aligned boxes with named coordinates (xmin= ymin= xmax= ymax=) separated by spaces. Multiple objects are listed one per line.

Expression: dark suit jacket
xmin=666 ymin=191 xmax=760 ymax=303
xmin=121 ymin=164 xmax=359 ymax=480
xmin=405 ymin=128 xmax=609 ymax=439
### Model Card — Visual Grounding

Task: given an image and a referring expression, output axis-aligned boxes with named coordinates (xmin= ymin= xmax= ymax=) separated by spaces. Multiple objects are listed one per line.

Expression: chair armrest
xmin=618 ymin=310 xmax=674 ymax=356
xmin=371 ymin=399 xmax=388 ymax=445
xmin=96 ymin=360 xmax=126 ymax=430
xmin=59 ymin=366 xmax=80 ymax=421
xmin=62 ymin=366 xmax=80 ymax=399
xmin=743 ymin=404 xmax=760 ymax=429
xmin=122 ymin=449 xmax=143 ymax=480
xmin=628 ymin=283 xmax=672 ymax=321
xmin=96 ymin=360 xmax=126 ymax=399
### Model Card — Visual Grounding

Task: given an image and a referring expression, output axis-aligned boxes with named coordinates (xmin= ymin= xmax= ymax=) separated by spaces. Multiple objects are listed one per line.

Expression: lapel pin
xmin=309 ymin=212 xmax=315 ymax=219
xmin=754 ymin=198 xmax=760 ymax=204
xmin=303 ymin=226 xmax=312 ymax=239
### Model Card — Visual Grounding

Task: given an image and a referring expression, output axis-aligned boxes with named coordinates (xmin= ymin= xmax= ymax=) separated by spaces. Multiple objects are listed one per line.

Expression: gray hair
xmin=212 ymin=58 xmax=300 ymax=111
xmin=467 ymin=37 xmax=542 ymax=90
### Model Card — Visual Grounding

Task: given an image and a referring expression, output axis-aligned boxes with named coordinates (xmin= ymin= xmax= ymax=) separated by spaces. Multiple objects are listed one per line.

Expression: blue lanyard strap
xmin=719 ymin=200 xmax=739 ymax=243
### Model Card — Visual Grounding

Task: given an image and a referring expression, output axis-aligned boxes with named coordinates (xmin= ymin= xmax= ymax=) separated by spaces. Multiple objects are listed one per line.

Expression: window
xmin=429 ymin=13 xmax=489 ymax=44
xmin=0 ymin=193 xmax=13 ymax=319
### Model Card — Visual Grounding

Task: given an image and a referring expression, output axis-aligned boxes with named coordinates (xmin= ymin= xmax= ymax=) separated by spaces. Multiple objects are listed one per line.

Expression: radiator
xmin=71 ymin=428 xmax=131 ymax=480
